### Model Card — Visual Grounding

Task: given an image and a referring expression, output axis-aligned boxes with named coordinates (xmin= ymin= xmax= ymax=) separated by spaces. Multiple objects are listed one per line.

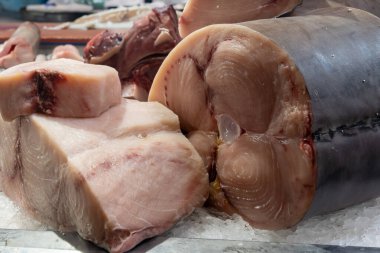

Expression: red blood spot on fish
xmin=106 ymin=228 xmax=131 ymax=249
xmin=125 ymin=152 xmax=140 ymax=160
xmin=32 ymin=70 xmax=66 ymax=114
xmin=74 ymin=173 xmax=85 ymax=190
xmin=8 ymin=44 xmax=16 ymax=53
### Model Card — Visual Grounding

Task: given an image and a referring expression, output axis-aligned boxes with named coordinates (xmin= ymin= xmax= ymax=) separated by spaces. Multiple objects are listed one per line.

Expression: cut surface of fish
xmin=0 ymin=99 xmax=209 ymax=252
xmin=0 ymin=58 xmax=121 ymax=121
xmin=0 ymin=22 xmax=40 ymax=69
xmin=149 ymin=7 xmax=380 ymax=229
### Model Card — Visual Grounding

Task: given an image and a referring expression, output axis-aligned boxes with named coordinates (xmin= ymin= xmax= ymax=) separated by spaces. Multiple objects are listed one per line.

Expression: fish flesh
xmin=51 ymin=45 xmax=84 ymax=61
xmin=291 ymin=0 xmax=380 ymax=16
xmin=84 ymin=5 xmax=181 ymax=101
xmin=0 ymin=99 xmax=209 ymax=252
xmin=179 ymin=0 xmax=302 ymax=37
xmin=0 ymin=59 xmax=121 ymax=121
xmin=0 ymin=22 xmax=40 ymax=69
xmin=149 ymin=7 xmax=380 ymax=229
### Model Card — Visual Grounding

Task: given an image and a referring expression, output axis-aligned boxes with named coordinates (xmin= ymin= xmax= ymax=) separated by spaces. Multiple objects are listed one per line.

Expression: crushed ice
xmin=2 ymin=191 xmax=380 ymax=247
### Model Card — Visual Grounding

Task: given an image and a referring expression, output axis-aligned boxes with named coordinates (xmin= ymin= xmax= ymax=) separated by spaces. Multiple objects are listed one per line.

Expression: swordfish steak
xmin=0 ymin=58 xmax=121 ymax=122
xmin=149 ymin=8 xmax=380 ymax=229
xmin=0 ymin=99 xmax=209 ymax=252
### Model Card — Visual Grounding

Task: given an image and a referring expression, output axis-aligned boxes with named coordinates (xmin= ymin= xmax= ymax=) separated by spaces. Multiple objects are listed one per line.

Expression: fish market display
xmin=291 ymin=0 xmax=380 ymax=16
xmin=84 ymin=5 xmax=181 ymax=101
xmin=149 ymin=7 xmax=380 ymax=229
xmin=51 ymin=45 xmax=84 ymax=61
xmin=0 ymin=22 xmax=40 ymax=69
xmin=0 ymin=59 xmax=121 ymax=121
xmin=179 ymin=0 xmax=302 ymax=37
xmin=0 ymin=99 xmax=209 ymax=252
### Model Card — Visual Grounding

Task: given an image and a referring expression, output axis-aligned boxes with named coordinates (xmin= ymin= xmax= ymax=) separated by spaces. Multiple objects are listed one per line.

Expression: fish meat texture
xmin=178 ymin=0 xmax=302 ymax=37
xmin=51 ymin=45 xmax=84 ymax=61
xmin=0 ymin=59 xmax=121 ymax=121
xmin=0 ymin=99 xmax=209 ymax=252
xmin=0 ymin=22 xmax=40 ymax=69
xmin=149 ymin=7 xmax=380 ymax=229
xmin=84 ymin=5 xmax=181 ymax=101
xmin=291 ymin=0 xmax=380 ymax=16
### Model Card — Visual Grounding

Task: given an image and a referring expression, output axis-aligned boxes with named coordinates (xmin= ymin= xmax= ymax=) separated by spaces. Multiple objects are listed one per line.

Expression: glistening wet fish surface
xmin=149 ymin=7 xmax=380 ymax=229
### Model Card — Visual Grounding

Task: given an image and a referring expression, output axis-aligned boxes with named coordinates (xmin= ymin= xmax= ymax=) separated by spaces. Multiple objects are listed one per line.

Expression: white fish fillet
xmin=0 ymin=99 xmax=209 ymax=252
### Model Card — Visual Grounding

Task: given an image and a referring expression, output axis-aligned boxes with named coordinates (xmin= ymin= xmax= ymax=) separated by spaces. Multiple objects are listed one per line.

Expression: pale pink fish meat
xmin=0 ymin=99 xmax=208 ymax=252
xmin=179 ymin=0 xmax=302 ymax=37
xmin=0 ymin=22 xmax=40 ymax=69
xmin=0 ymin=58 xmax=121 ymax=121
xmin=51 ymin=44 xmax=84 ymax=61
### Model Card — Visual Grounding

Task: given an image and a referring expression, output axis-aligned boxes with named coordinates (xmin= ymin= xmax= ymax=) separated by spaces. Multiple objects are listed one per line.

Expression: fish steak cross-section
xmin=0 ymin=99 xmax=209 ymax=252
xmin=149 ymin=7 xmax=380 ymax=229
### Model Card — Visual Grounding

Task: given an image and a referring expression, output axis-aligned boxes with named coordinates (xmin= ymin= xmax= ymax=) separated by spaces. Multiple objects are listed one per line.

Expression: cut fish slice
xmin=0 ymin=99 xmax=208 ymax=252
xmin=0 ymin=58 xmax=121 ymax=121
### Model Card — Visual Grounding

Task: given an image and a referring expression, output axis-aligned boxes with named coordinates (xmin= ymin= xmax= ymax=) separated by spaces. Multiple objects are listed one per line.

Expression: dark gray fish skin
xmin=292 ymin=0 xmax=380 ymax=17
xmin=242 ymin=7 xmax=380 ymax=217
xmin=308 ymin=123 xmax=380 ymax=216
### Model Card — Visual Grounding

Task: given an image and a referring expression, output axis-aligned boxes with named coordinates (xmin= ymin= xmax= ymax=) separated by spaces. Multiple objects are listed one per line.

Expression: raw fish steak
xmin=0 ymin=99 xmax=209 ymax=252
xmin=0 ymin=59 xmax=121 ymax=121
xmin=149 ymin=7 xmax=380 ymax=229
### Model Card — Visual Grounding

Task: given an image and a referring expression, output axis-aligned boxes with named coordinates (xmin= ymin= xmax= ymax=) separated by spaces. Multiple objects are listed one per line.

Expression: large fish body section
xmin=243 ymin=7 xmax=380 ymax=217
xmin=179 ymin=0 xmax=302 ymax=37
xmin=149 ymin=8 xmax=380 ymax=228
xmin=0 ymin=22 xmax=40 ymax=69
